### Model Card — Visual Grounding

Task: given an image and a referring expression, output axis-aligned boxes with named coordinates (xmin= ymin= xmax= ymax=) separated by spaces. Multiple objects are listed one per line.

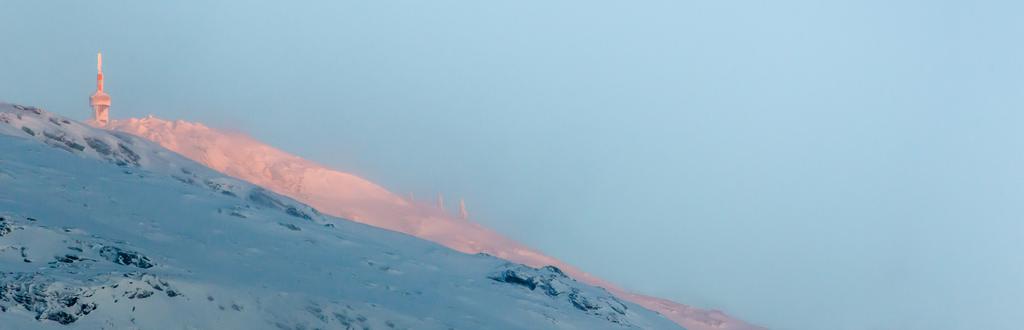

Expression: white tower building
xmin=89 ymin=52 xmax=110 ymax=126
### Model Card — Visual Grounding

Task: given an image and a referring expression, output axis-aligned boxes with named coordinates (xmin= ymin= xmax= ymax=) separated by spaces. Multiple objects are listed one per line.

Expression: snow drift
xmin=107 ymin=115 xmax=762 ymax=330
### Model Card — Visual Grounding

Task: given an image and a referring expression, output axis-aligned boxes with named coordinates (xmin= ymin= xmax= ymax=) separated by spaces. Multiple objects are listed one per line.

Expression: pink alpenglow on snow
xmin=106 ymin=117 xmax=763 ymax=330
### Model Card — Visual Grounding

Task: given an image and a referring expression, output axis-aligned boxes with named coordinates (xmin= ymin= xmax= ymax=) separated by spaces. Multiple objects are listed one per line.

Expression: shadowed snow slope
xmin=108 ymin=115 xmax=763 ymax=330
xmin=0 ymin=102 xmax=682 ymax=329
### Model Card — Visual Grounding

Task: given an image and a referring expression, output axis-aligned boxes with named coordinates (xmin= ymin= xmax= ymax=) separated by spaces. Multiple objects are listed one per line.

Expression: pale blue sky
xmin=3 ymin=1 xmax=1024 ymax=329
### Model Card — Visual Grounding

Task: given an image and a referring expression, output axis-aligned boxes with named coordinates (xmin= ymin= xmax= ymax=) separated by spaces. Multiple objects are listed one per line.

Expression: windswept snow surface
xmin=0 ymin=103 xmax=683 ymax=329
xmin=107 ymin=116 xmax=762 ymax=330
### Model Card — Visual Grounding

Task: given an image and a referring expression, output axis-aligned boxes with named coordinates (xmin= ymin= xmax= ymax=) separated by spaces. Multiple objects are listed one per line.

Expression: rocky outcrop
xmin=0 ymin=273 xmax=97 ymax=325
xmin=99 ymin=246 xmax=155 ymax=269
xmin=0 ymin=217 xmax=17 ymax=237
xmin=489 ymin=263 xmax=635 ymax=326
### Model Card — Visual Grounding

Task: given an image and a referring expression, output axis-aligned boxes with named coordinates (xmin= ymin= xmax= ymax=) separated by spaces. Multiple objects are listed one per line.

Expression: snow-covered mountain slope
xmin=0 ymin=102 xmax=684 ymax=329
xmin=108 ymin=117 xmax=762 ymax=330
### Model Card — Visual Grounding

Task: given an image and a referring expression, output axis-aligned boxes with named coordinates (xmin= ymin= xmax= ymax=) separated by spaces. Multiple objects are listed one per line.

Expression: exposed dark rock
xmin=60 ymin=296 xmax=78 ymax=307
xmin=79 ymin=302 xmax=95 ymax=315
xmin=278 ymin=222 xmax=301 ymax=231
xmin=204 ymin=180 xmax=238 ymax=197
xmin=488 ymin=265 xmax=570 ymax=296
xmin=115 ymin=143 xmax=141 ymax=167
xmin=490 ymin=268 xmax=538 ymax=290
xmin=67 ymin=141 xmax=85 ymax=151
xmin=125 ymin=288 xmax=153 ymax=299
xmin=84 ymin=137 xmax=112 ymax=155
xmin=488 ymin=263 xmax=631 ymax=324
xmin=568 ymin=289 xmax=600 ymax=311
xmin=0 ymin=273 xmax=97 ymax=325
xmin=44 ymin=311 xmax=76 ymax=324
xmin=121 ymin=273 xmax=182 ymax=299
xmin=248 ymin=188 xmax=282 ymax=207
xmin=285 ymin=207 xmax=312 ymax=220
xmin=541 ymin=265 xmax=566 ymax=276
xmin=13 ymin=104 xmax=43 ymax=114
xmin=53 ymin=255 xmax=81 ymax=263
xmin=42 ymin=131 xmax=86 ymax=152
xmin=249 ymin=188 xmax=317 ymax=221
xmin=0 ymin=218 xmax=16 ymax=236
xmin=99 ymin=246 xmax=154 ymax=269
xmin=172 ymin=175 xmax=197 ymax=185
xmin=333 ymin=308 xmax=371 ymax=329
xmin=21 ymin=126 xmax=35 ymax=136
xmin=78 ymin=135 xmax=145 ymax=167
